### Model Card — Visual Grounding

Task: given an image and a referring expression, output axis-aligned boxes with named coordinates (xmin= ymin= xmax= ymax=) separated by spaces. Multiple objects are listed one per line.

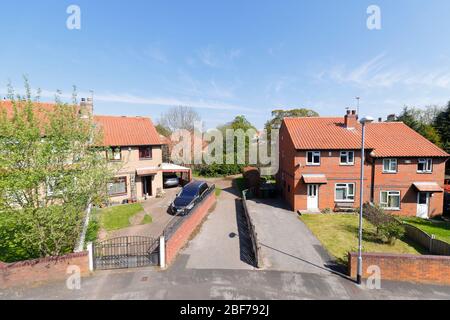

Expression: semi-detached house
xmin=278 ymin=110 xmax=449 ymax=218
xmin=1 ymin=98 xmax=191 ymax=204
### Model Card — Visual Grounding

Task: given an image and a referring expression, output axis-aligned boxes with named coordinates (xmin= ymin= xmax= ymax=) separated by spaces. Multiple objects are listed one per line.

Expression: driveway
xmin=107 ymin=187 xmax=181 ymax=239
xmin=246 ymin=197 xmax=335 ymax=274
xmin=181 ymin=177 xmax=255 ymax=270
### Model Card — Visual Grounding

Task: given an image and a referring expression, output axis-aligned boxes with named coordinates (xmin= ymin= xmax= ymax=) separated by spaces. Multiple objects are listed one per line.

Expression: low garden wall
xmin=242 ymin=189 xmax=262 ymax=268
xmin=348 ymin=252 xmax=450 ymax=286
xmin=165 ymin=188 xmax=216 ymax=266
xmin=0 ymin=251 xmax=90 ymax=289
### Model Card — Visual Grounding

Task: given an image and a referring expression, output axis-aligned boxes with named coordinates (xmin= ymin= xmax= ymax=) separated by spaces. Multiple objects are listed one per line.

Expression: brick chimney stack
xmin=344 ymin=109 xmax=358 ymax=129
xmin=80 ymin=97 xmax=93 ymax=119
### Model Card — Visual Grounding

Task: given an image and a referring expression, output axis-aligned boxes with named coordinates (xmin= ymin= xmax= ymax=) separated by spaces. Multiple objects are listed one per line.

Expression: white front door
xmin=307 ymin=184 xmax=319 ymax=210
xmin=416 ymin=192 xmax=429 ymax=218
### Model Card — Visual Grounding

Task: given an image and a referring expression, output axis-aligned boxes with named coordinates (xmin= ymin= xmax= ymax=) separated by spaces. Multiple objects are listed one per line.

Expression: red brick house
xmin=278 ymin=110 xmax=449 ymax=217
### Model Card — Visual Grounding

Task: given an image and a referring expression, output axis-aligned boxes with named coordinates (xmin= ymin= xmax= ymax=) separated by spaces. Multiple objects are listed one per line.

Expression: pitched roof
xmin=0 ymin=100 xmax=161 ymax=146
xmin=93 ymin=116 xmax=161 ymax=146
xmin=283 ymin=117 xmax=449 ymax=158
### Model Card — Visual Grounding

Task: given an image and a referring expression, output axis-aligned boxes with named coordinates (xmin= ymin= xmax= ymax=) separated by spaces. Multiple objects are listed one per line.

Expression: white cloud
xmin=11 ymin=88 xmax=256 ymax=113
xmin=319 ymin=53 xmax=450 ymax=89
xmin=197 ymin=46 xmax=242 ymax=68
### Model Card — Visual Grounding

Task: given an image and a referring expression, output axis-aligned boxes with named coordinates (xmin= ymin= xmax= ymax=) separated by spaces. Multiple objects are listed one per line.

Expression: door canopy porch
xmin=302 ymin=174 xmax=328 ymax=184
xmin=413 ymin=182 xmax=443 ymax=193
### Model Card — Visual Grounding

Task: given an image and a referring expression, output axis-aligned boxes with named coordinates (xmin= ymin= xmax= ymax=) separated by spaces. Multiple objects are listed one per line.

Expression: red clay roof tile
xmin=283 ymin=117 xmax=449 ymax=158
xmin=0 ymin=101 xmax=161 ymax=146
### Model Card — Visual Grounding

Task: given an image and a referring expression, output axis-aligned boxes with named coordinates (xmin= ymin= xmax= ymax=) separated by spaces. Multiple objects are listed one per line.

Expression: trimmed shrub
xmin=362 ymin=202 xmax=405 ymax=245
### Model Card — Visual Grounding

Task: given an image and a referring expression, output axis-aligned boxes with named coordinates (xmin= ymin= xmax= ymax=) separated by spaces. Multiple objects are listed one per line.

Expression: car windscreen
xmin=179 ymin=186 xmax=198 ymax=198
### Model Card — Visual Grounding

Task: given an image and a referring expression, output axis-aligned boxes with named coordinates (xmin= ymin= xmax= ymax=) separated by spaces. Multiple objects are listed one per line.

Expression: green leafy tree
xmin=434 ymin=102 xmax=450 ymax=174
xmin=195 ymin=115 xmax=257 ymax=177
xmin=0 ymin=82 xmax=114 ymax=262
xmin=397 ymin=107 xmax=443 ymax=147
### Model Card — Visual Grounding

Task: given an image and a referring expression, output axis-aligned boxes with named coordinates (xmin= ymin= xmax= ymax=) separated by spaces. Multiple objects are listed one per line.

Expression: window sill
xmin=306 ymin=163 xmax=321 ymax=166
xmin=416 ymin=171 xmax=432 ymax=174
xmin=340 ymin=163 xmax=355 ymax=166
xmin=109 ymin=193 xmax=128 ymax=197
xmin=139 ymin=158 xmax=153 ymax=161
xmin=334 ymin=200 xmax=355 ymax=203
xmin=382 ymin=171 xmax=398 ymax=174
xmin=382 ymin=208 xmax=401 ymax=211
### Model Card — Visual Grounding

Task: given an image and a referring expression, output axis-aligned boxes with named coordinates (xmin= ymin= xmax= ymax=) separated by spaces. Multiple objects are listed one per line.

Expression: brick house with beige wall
xmin=0 ymin=99 xmax=166 ymax=204
xmin=94 ymin=115 xmax=164 ymax=203
xmin=278 ymin=110 xmax=449 ymax=217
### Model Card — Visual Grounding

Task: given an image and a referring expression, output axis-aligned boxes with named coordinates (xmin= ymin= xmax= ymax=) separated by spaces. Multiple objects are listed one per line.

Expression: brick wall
xmin=0 ymin=252 xmax=90 ymax=289
xmin=372 ymin=158 xmax=446 ymax=217
xmin=348 ymin=252 xmax=450 ymax=286
xmin=165 ymin=192 xmax=216 ymax=266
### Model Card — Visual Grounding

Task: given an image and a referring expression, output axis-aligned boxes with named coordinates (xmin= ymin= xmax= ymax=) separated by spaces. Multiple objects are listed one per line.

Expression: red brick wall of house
xmin=372 ymin=158 xmax=446 ymax=217
xmin=0 ymin=252 xmax=90 ymax=289
xmin=278 ymin=123 xmax=297 ymax=210
xmin=165 ymin=192 xmax=216 ymax=266
xmin=292 ymin=150 xmax=372 ymax=212
xmin=278 ymin=120 xmax=447 ymax=216
xmin=348 ymin=252 xmax=450 ymax=285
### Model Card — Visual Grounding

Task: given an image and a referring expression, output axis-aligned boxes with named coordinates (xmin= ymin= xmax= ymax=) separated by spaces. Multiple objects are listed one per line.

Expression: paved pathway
xmin=182 ymin=177 xmax=255 ymax=270
xmin=246 ymin=197 xmax=335 ymax=274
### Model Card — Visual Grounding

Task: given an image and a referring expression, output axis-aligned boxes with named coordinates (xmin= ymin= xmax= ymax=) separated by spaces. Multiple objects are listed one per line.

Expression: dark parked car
xmin=163 ymin=173 xmax=180 ymax=188
xmin=170 ymin=181 xmax=209 ymax=216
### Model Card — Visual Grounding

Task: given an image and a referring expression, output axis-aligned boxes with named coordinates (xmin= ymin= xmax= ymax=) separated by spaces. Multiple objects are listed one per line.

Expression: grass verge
xmin=300 ymin=214 xmax=426 ymax=265
xmin=400 ymin=216 xmax=450 ymax=244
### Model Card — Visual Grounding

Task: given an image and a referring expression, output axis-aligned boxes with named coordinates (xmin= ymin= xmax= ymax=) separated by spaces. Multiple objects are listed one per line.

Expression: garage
xmin=161 ymin=163 xmax=192 ymax=188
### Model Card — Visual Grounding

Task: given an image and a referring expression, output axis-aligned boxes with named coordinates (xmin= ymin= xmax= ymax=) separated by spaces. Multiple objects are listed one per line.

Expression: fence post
xmin=159 ymin=236 xmax=166 ymax=269
xmin=87 ymin=242 xmax=94 ymax=272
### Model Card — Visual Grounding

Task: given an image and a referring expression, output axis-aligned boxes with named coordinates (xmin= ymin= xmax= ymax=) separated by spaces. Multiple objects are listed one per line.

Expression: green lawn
xmin=140 ymin=214 xmax=153 ymax=225
xmin=300 ymin=214 xmax=426 ymax=265
xmin=400 ymin=217 xmax=450 ymax=244
xmin=96 ymin=203 xmax=145 ymax=231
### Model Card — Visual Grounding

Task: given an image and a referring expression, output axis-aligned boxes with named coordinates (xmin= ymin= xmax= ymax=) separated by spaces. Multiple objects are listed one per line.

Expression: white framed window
xmin=383 ymin=158 xmax=398 ymax=173
xmin=335 ymin=183 xmax=355 ymax=202
xmin=340 ymin=151 xmax=355 ymax=165
xmin=380 ymin=191 xmax=401 ymax=210
xmin=306 ymin=151 xmax=321 ymax=165
xmin=417 ymin=158 xmax=432 ymax=173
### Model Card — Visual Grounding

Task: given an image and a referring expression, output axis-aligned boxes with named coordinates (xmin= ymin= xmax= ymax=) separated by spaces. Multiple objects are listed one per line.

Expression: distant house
xmin=278 ymin=109 xmax=449 ymax=218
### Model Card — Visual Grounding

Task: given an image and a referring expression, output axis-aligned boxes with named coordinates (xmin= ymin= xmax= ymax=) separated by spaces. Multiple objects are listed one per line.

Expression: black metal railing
xmin=93 ymin=236 xmax=159 ymax=270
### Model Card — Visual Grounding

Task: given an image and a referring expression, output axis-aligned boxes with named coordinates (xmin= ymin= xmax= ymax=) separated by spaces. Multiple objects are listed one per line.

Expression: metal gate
xmin=93 ymin=236 xmax=159 ymax=270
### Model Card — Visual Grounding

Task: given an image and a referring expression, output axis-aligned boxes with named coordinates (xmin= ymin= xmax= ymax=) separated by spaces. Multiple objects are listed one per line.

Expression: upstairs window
xmin=139 ymin=146 xmax=153 ymax=160
xmin=417 ymin=158 xmax=432 ymax=173
xmin=380 ymin=191 xmax=401 ymax=210
xmin=383 ymin=158 xmax=397 ymax=173
xmin=107 ymin=147 xmax=122 ymax=161
xmin=306 ymin=151 xmax=321 ymax=166
xmin=340 ymin=151 xmax=355 ymax=165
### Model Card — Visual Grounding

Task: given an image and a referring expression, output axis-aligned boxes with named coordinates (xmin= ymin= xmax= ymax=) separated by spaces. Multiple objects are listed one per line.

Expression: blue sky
xmin=1 ymin=0 xmax=450 ymax=129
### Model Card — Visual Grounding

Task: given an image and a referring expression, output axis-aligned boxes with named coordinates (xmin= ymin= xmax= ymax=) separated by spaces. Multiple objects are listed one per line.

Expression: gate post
xmin=159 ymin=236 xmax=166 ymax=269
xmin=87 ymin=242 xmax=94 ymax=272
